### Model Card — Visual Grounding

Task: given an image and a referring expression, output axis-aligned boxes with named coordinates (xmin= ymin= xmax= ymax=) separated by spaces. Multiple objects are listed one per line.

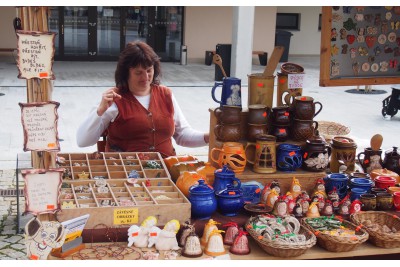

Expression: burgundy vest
xmin=106 ymin=85 xmax=176 ymax=157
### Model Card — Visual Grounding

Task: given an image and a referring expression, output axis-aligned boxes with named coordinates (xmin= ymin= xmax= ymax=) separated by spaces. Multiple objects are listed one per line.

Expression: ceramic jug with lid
xmin=302 ymin=136 xmax=331 ymax=172
xmin=213 ymin=165 xmax=241 ymax=192
xmin=383 ymin=146 xmax=400 ymax=174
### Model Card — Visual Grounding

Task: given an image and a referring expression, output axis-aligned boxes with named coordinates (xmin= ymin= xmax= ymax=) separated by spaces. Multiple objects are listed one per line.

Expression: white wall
xmin=0 ymin=7 xmax=17 ymax=49
xmin=277 ymin=6 xmax=321 ymax=55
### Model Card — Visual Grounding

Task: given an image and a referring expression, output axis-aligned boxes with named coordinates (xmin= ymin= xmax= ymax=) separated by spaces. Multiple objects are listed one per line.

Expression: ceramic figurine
xmin=321 ymin=200 xmax=334 ymax=216
xmin=270 ymin=180 xmax=281 ymax=194
xmin=297 ymin=193 xmax=310 ymax=215
xmin=338 ymin=200 xmax=351 ymax=219
xmin=178 ymin=221 xmax=193 ymax=247
xmin=350 ymin=199 xmax=363 ymax=214
xmin=313 ymin=178 xmax=326 ymax=193
xmin=290 ymin=177 xmax=302 ymax=199
xmin=266 ymin=188 xmax=279 ymax=208
xmin=147 ymin=225 xmax=162 ymax=248
xmin=200 ymin=219 xmax=220 ymax=246
xmin=272 ymin=196 xmax=288 ymax=217
xmin=328 ymin=187 xmax=340 ymax=212
xmin=127 ymin=216 xmax=158 ymax=248
xmin=182 ymin=230 xmax=203 ymax=258
xmin=155 ymin=219 xmax=180 ymax=251
xmin=306 ymin=202 xmax=321 ymax=218
xmin=223 ymin=222 xmax=239 ymax=245
xmin=229 ymin=229 xmax=250 ymax=255
xmin=25 ymin=217 xmax=67 ymax=260
xmin=311 ymin=189 xmax=327 ymax=199
xmin=285 ymin=194 xmax=296 ymax=213
xmin=311 ymin=195 xmax=325 ymax=212
xmin=292 ymin=202 xmax=303 ymax=218
xmin=204 ymin=230 xmax=226 ymax=257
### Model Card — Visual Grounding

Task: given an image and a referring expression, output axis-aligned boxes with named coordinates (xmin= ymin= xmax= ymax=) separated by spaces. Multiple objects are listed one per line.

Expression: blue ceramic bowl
xmin=324 ymin=173 xmax=349 ymax=199
xmin=350 ymin=178 xmax=373 ymax=192
xmin=350 ymin=187 xmax=367 ymax=202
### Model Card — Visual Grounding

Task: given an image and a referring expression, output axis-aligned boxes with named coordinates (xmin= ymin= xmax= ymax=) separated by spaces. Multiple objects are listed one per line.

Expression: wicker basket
xmin=317 ymin=121 xmax=351 ymax=142
xmin=246 ymin=219 xmax=316 ymax=257
xmin=350 ymin=211 xmax=400 ymax=248
xmin=280 ymin=62 xmax=304 ymax=75
xmin=301 ymin=217 xmax=369 ymax=252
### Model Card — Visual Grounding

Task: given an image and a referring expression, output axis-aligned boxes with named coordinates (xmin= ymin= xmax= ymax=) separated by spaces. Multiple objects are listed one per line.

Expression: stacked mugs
xmin=290 ymin=96 xmax=323 ymax=141
xmin=269 ymin=105 xmax=291 ymax=142
xmin=214 ymin=105 xmax=242 ymax=142
xmin=246 ymin=104 xmax=269 ymax=142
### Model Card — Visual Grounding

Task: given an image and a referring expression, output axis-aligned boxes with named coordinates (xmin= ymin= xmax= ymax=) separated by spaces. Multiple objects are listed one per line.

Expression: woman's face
xmin=128 ymin=65 xmax=154 ymax=95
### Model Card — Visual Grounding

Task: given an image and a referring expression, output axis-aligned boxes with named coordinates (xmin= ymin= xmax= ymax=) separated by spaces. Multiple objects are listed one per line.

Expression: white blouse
xmin=76 ymin=93 xmax=207 ymax=148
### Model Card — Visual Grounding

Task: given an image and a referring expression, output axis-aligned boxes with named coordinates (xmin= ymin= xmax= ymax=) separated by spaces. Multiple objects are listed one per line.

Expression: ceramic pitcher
xmin=357 ymin=147 xmax=383 ymax=174
xmin=211 ymin=77 xmax=242 ymax=107
xmin=291 ymin=96 xmax=323 ymax=120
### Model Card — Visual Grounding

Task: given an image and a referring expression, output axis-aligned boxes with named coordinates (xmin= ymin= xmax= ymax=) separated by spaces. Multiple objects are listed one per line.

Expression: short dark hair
xmin=115 ymin=41 xmax=161 ymax=93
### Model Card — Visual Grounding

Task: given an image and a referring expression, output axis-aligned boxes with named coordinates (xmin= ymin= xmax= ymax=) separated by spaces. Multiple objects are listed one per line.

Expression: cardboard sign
xmin=16 ymin=30 xmax=56 ymax=80
xmin=113 ymin=208 xmax=139 ymax=225
xmin=288 ymin=74 xmax=305 ymax=89
xmin=19 ymin=101 xmax=60 ymax=152
xmin=22 ymin=168 xmax=63 ymax=215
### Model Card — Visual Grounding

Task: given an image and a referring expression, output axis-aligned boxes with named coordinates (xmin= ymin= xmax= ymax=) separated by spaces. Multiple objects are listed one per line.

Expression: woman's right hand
xmin=97 ymin=87 xmax=122 ymax=116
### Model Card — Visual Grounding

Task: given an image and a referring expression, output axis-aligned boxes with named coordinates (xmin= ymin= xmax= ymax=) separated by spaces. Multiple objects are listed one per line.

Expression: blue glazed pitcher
xmin=211 ymin=77 xmax=242 ymax=107
xmin=213 ymin=165 xmax=241 ymax=192
xmin=277 ymin=144 xmax=303 ymax=172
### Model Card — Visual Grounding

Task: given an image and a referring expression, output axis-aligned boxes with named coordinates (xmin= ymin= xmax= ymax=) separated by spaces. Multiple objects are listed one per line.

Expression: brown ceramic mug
xmin=291 ymin=119 xmax=318 ymax=141
xmin=270 ymin=124 xmax=290 ymax=142
xmin=271 ymin=105 xmax=291 ymax=125
xmin=292 ymin=96 xmax=323 ymax=120
xmin=214 ymin=105 xmax=242 ymax=125
xmin=248 ymin=104 xmax=269 ymax=124
xmin=247 ymin=123 xmax=268 ymax=142
xmin=360 ymin=193 xmax=376 ymax=211
xmin=376 ymin=192 xmax=393 ymax=211
xmin=214 ymin=123 xmax=241 ymax=142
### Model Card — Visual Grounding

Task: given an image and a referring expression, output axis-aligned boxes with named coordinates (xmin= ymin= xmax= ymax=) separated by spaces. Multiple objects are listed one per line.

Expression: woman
xmin=77 ymin=41 xmax=209 ymax=157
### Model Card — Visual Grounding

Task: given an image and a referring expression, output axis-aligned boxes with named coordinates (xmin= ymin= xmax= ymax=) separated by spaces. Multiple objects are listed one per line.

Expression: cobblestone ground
xmin=0 ymin=169 xmax=27 ymax=260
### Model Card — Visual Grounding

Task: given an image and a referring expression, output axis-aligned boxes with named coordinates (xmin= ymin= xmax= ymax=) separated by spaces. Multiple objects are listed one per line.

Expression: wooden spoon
xmin=263 ymin=46 xmax=285 ymax=77
xmin=370 ymin=134 xmax=383 ymax=151
xmin=212 ymin=54 xmax=227 ymax=78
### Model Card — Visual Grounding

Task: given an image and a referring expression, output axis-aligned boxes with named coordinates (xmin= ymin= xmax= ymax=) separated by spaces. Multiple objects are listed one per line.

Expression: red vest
xmin=106 ymin=85 xmax=176 ymax=157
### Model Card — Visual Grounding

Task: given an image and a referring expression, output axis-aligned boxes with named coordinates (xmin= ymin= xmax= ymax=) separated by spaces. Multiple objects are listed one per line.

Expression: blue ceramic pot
xmin=188 ymin=179 xmax=217 ymax=220
xmin=216 ymin=184 xmax=244 ymax=216
xmin=277 ymin=144 xmax=302 ymax=172
xmin=324 ymin=173 xmax=349 ymax=199
xmin=241 ymin=181 xmax=264 ymax=204
xmin=350 ymin=178 xmax=373 ymax=192
xmin=350 ymin=187 xmax=367 ymax=202
xmin=213 ymin=165 xmax=241 ymax=192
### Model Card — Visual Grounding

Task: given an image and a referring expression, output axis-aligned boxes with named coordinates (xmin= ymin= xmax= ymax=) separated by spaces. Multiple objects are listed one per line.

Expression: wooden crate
xmin=56 ymin=152 xmax=190 ymax=228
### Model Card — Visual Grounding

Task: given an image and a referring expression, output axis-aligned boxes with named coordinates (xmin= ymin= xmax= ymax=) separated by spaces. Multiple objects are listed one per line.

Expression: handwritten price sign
xmin=288 ymin=74 xmax=305 ymax=89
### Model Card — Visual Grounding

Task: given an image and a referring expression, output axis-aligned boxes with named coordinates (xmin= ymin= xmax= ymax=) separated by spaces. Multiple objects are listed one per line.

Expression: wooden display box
xmin=56 ymin=152 xmax=190 ymax=229
xmin=208 ymin=108 xmax=326 ymax=191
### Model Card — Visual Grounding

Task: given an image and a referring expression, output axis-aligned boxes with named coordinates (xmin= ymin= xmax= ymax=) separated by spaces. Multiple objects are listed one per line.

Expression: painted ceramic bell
xmin=311 ymin=195 xmax=325 ymax=212
xmin=270 ymin=180 xmax=281 ymax=194
xmin=321 ymin=200 xmax=334 ymax=216
xmin=349 ymin=199 xmax=362 ymax=214
xmin=272 ymin=197 xmax=288 ymax=217
xmin=338 ymin=200 xmax=350 ymax=219
xmin=328 ymin=187 xmax=340 ymax=212
xmin=313 ymin=178 xmax=326 ymax=196
xmin=265 ymin=188 xmax=279 ymax=208
xmin=223 ymin=222 xmax=239 ymax=245
xmin=200 ymin=219 xmax=220 ymax=246
xmin=292 ymin=202 xmax=303 ymax=218
xmin=182 ymin=231 xmax=203 ymax=258
xmin=204 ymin=230 xmax=226 ymax=257
xmin=188 ymin=179 xmax=217 ymax=220
xmin=290 ymin=177 xmax=302 ymax=199
xmin=306 ymin=202 xmax=320 ymax=218
xmin=229 ymin=229 xmax=250 ymax=255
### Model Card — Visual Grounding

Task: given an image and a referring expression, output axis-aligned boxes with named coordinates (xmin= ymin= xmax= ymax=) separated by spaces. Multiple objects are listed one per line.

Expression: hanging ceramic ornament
xmin=229 ymin=229 xmax=250 ymax=255
xmin=222 ymin=222 xmax=239 ymax=245
xmin=290 ymin=177 xmax=302 ymax=199
xmin=204 ymin=230 xmax=226 ymax=257
xmin=200 ymin=219 xmax=220 ymax=246
xmin=306 ymin=202 xmax=321 ymax=218
xmin=182 ymin=230 xmax=203 ymax=258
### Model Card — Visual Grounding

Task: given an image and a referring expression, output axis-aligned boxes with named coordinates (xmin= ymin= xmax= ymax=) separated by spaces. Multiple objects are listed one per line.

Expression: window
xmin=276 ymin=13 xmax=300 ymax=30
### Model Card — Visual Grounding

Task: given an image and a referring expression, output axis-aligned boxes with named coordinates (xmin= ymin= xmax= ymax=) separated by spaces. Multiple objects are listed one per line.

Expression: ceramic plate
xmin=244 ymin=203 xmax=272 ymax=215
xmin=388 ymin=32 xmax=396 ymax=42
xmin=378 ymin=34 xmax=387 ymax=44
xmin=371 ymin=63 xmax=379 ymax=72
xmin=362 ymin=62 xmax=370 ymax=72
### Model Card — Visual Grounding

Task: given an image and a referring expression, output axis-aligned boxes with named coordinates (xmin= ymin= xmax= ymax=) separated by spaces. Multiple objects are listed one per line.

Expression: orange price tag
xmin=39 ymin=72 xmax=48 ymax=78
xmin=393 ymin=215 xmax=399 ymax=219
xmin=189 ymin=163 xmax=194 ymax=167
xmin=314 ymin=231 xmax=320 ymax=236
xmin=150 ymin=232 xmax=158 ymax=237
xmin=279 ymin=129 xmax=286 ymax=133
xmin=257 ymin=83 xmax=264 ymax=87
xmin=132 ymin=232 xmax=139 ymax=237
xmin=256 ymin=144 xmax=260 ymax=149
xmin=289 ymin=151 xmax=295 ymax=156
xmin=30 ymin=255 xmax=39 ymax=260
xmin=301 ymin=97 xmax=306 ymax=100
xmin=279 ymin=78 xmax=286 ymax=84
xmin=284 ymin=112 xmax=289 ymax=116
xmin=236 ymin=150 xmax=242 ymax=154
xmin=246 ymin=224 xmax=252 ymax=229
xmin=350 ymin=236 xmax=358 ymax=241
xmin=303 ymin=152 xmax=308 ymax=158
xmin=229 ymin=192 xmax=236 ymax=195
xmin=47 ymin=204 xmax=55 ymax=210
xmin=364 ymin=159 xmax=369 ymax=164
xmin=257 ymin=235 xmax=263 ymax=240
xmin=47 ymin=143 xmax=56 ymax=148
xmin=355 ymin=224 xmax=363 ymax=231
xmin=255 ymin=188 xmax=261 ymax=193
xmin=262 ymin=111 xmax=267 ymax=117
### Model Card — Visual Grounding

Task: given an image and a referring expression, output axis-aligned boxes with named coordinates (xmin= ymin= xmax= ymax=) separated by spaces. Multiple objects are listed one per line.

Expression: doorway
xmin=48 ymin=6 xmax=184 ymax=62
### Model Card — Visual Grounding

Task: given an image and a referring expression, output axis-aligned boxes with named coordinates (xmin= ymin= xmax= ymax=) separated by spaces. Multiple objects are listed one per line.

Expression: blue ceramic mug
xmin=211 ymin=77 xmax=242 ymax=107
xmin=324 ymin=173 xmax=349 ymax=200
xmin=276 ymin=144 xmax=303 ymax=172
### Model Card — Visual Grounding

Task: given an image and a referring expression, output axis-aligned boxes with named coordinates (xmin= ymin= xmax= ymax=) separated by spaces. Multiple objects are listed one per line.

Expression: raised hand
xmin=97 ymin=87 xmax=122 ymax=116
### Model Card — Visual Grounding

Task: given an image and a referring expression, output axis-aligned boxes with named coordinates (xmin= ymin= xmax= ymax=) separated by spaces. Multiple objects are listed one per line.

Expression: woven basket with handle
xmin=350 ymin=211 xmax=400 ymax=248
xmin=301 ymin=217 xmax=369 ymax=252
xmin=317 ymin=121 xmax=350 ymax=142
xmin=246 ymin=218 xmax=316 ymax=257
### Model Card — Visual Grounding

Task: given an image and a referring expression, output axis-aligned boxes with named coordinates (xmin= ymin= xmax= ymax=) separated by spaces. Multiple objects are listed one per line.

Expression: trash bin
xmin=180 ymin=45 xmax=187 ymax=65
xmin=205 ymin=51 xmax=213 ymax=66
xmin=275 ymin=30 xmax=293 ymax=62
xmin=215 ymin=44 xmax=231 ymax=81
